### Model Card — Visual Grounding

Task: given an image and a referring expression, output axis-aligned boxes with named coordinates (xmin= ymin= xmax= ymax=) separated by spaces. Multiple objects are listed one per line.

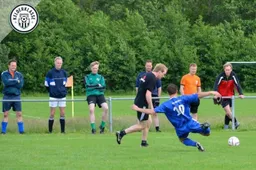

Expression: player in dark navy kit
xmin=136 ymin=60 xmax=162 ymax=132
xmin=214 ymin=62 xmax=244 ymax=129
xmin=116 ymin=64 xmax=168 ymax=147
xmin=132 ymin=84 xmax=221 ymax=152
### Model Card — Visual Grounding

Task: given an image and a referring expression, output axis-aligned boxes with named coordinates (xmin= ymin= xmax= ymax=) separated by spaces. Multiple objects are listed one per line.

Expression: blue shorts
xmin=2 ymin=95 xmax=22 ymax=112
xmin=176 ymin=119 xmax=210 ymax=138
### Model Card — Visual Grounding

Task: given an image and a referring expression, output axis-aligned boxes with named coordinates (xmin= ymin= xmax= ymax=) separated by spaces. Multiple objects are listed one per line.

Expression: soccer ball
xmin=228 ymin=136 xmax=240 ymax=146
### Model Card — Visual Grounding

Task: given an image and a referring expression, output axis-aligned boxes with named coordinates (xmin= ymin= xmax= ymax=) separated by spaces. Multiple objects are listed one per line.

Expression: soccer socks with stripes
xmin=100 ymin=121 xmax=106 ymax=128
xmin=60 ymin=117 xmax=65 ymax=133
xmin=17 ymin=122 xmax=24 ymax=133
xmin=90 ymin=123 xmax=96 ymax=130
xmin=1 ymin=122 xmax=8 ymax=134
xmin=182 ymin=138 xmax=197 ymax=147
xmin=48 ymin=118 xmax=54 ymax=133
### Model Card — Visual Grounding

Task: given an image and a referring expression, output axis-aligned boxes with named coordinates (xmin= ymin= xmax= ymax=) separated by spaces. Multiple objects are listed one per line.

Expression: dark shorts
xmin=136 ymin=103 xmax=149 ymax=121
xmin=221 ymin=99 xmax=232 ymax=108
xmin=87 ymin=95 xmax=106 ymax=108
xmin=2 ymin=95 xmax=22 ymax=112
xmin=190 ymin=99 xmax=200 ymax=114
xmin=152 ymin=95 xmax=160 ymax=108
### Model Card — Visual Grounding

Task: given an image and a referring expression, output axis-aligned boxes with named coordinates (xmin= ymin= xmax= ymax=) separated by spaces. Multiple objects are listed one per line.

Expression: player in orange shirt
xmin=180 ymin=63 xmax=201 ymax=120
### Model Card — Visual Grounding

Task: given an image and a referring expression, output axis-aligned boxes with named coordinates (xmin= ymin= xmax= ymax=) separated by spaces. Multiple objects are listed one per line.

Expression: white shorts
xmin=49 ymin=97 xmax=66 ymax=108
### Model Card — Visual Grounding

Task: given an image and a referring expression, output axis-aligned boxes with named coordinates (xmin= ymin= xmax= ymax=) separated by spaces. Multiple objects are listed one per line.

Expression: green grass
xmin=0 ymin=132 xmax=255 ymax=170
xmin=1 ymin=95 xmax=256 ymax=169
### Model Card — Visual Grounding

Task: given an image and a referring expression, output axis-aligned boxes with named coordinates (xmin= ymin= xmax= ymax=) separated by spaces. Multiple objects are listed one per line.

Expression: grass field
xmin=1 ymin=95 xmax=256 ymax=169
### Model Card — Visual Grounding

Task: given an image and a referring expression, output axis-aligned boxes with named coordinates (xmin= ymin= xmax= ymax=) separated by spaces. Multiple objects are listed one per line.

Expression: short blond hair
xmin=54 ymin=56 xmax=63 ymax=62
xmin=223 ymin=62 xmax=232 ymax=69
xmin=153 ymin=63 xmax=168 ymax=72
xmin=190 ymin=63 xmax=197 ymax=67
xmin=90 ymin=61 xmax=99 ymax=68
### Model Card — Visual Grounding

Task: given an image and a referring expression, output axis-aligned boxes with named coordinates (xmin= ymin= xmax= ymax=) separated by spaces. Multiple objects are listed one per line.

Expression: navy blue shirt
xmin=45 ymin=68 xmax=67 ymax=98
xmin=1 ymin=70 xmax=24 ymax=96
xmin=136 ymin=71 xmax=161 ymax=96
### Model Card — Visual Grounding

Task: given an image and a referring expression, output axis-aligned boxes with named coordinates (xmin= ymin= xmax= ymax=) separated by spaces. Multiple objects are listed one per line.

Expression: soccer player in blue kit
xmin=132 ymin=83 xmax=221 ymax=151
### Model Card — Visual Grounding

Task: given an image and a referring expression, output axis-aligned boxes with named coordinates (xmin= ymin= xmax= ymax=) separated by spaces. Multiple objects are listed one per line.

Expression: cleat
xmin=99 ymin=126 xmax=105 ymax=134
xmin=1 ymin=132 xmax=6 ymax=135
xmin=156 ymin=129 xmax=162 ymax=132
xmin=196 ymin=142 xmax=205 ymax=152
xmin=141 ymin=142 xmax=149 ymax=147
xmin=235 ymin=122 xmax=240 ymax=129
xmin=91 ymin=129 xmax=96 ymax=134
xmin=201 ymin=122 xmax=210 ymax=130
xmin=224 ymin=125 xmax=229 ymax=130
xmin=19 ymin=132 xmax=25 ymax=134
xmin=116 ymin=131 xmax=122 ymax=144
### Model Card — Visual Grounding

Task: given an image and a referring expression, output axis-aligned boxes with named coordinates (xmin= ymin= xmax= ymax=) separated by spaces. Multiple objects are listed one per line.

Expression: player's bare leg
xmin=99 ymin=103 xmax=108 ymax=134
xmin=224 ymin=105 xmax=239 ymax=129
xmin=89 ymin=103 xmax=96 ymax=134
xmin=192 ymin=113 xmax=198 ymax=121
xmin=153 ymin=114 xmax=161 ymax=132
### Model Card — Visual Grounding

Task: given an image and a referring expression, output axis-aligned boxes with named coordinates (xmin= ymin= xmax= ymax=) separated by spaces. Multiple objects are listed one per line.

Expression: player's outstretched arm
xmin=198 ymin=91 xmax=221 ymax=99
xmin=131 ymin=104 xmax=156 ymax=115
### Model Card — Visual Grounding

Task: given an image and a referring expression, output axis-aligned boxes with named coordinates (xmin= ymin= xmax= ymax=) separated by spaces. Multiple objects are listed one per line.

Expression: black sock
xmin=141 ymin=140 xmax=147 ymax=144
xmin=229 ymin=117 xmax=237 ymax=123
xmin=156 ymin=126 xmax=160 ymax=131
xmin=120 ymin=130 xmax=126 ymax=137
xmin=48 ymin=119 xmax=54 ymax=133
xmin=60 ymin=117 xmax=65 ymax=133
xmin=224 ymin=115 xmax=230 ymax=125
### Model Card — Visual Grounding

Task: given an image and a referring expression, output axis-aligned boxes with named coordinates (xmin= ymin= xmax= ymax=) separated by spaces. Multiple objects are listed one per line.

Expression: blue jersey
xmin=135 ymin=71 xmax=161 ymax=96
xmin=154 ymin=94 xmax=198 ymax=129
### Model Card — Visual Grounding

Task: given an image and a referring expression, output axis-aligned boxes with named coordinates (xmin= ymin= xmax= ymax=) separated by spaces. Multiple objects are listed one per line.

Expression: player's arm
xmin=146 ymin=90 xmax=153 ymax=109
xmin=132 ymin=104 xmax=156 ymax=115
xmin=157 ymin=80 xmax=162 ymax=97
xmin=1 ymin=72 xmax=18 ymax=86
xmin=198 ymin=91 xmax=221 ymax=99
xmin=180 ymin=85 xmax=185 ymax=95
xmin=213 ymin=73 xmax=222 ymax=91
xmin=232 ymin=72 xmax=244 ymax=98
xmin=135 ymin=73 xmax=140 ymax=94
xmin=95 ymin=75 xmax=106 ymax=91
xmin=16 ymin=73 xmax=24 ymax=89
xmin=180 ymin=76 xmax=185 ymax=95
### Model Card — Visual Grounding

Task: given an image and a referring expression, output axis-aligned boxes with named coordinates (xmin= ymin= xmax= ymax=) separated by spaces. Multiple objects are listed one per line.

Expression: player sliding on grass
xmin=131 ymin=84 xmax=221 ymax=152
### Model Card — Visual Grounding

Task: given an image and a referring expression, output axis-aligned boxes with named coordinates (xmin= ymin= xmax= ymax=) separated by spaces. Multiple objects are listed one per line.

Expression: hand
xmin=213 ymin=91 xmax=221 ymax=98
xmin=98 ymin=84 xmax=102 ymax=87
xmin=239 ymin=95 xmax=244 ymax=99
xmin=16 ymin=79 xmax=20 ymax=83
xmin=131 ymin=104 xmax=139 ymax=111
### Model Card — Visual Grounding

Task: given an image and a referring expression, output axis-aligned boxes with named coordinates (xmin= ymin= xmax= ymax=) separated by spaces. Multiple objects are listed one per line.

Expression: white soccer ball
xmin=228 ymin=136 xmax=240 ymax=146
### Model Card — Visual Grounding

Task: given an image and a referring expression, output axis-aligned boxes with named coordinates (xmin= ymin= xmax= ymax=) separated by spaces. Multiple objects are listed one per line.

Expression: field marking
xmin=10 ymin=113 xmax=42 ymax=119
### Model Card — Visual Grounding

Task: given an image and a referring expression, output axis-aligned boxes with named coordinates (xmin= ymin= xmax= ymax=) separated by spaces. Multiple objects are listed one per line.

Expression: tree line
xmin=1 ymin=0 xmax=256 ymax=94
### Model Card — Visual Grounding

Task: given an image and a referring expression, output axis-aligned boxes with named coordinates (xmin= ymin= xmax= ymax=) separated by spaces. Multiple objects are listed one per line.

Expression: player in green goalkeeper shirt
xmin=85 ymin=61 xmax=108 ymax=134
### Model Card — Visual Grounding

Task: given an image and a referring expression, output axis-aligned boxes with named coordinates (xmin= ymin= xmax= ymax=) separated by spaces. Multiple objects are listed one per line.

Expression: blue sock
xmin=1 ymin=122 xmax=8 ymax=133
xmin=202 ymin=127 xmax=211 ymax=135
xmin=17 ymin=122 xmax=24 ymax=133
xmin=182 ymin=138 xmax=197 ymax=147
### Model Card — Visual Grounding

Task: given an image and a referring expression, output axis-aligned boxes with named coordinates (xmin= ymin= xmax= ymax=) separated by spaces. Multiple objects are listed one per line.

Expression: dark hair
xmin=167 ymin=84 xmax=178 ymax=95
xmin=8 ymin=59 xmax=17 ymax=65
xmin=145 ymin=60 xmax=152 ymax=64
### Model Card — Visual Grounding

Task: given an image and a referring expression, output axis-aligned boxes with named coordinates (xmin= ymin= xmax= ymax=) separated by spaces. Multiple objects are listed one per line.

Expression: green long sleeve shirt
xmin=85 ymin=73 xmax=106 ymax=97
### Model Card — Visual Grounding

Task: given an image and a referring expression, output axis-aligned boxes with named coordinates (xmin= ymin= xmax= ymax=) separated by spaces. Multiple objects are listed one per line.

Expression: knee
xmin=103 ymin=106 xmax=108 ymax=113
xmin=16 ymin=112 xmax=22 ymax=117
xmin=89 ymin=108 xmax=95 ymax=114
xmin=3 ymin=112 xmax=8 ymax=118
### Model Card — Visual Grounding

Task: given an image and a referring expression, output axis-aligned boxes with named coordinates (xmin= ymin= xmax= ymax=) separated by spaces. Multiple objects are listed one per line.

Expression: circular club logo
xmin=10 ymin=4 xmax=39 ymax=33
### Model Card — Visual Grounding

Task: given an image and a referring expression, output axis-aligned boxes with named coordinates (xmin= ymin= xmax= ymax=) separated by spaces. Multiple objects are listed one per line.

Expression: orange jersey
xmin=180 ymin=74 xmax=201 ymax=94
